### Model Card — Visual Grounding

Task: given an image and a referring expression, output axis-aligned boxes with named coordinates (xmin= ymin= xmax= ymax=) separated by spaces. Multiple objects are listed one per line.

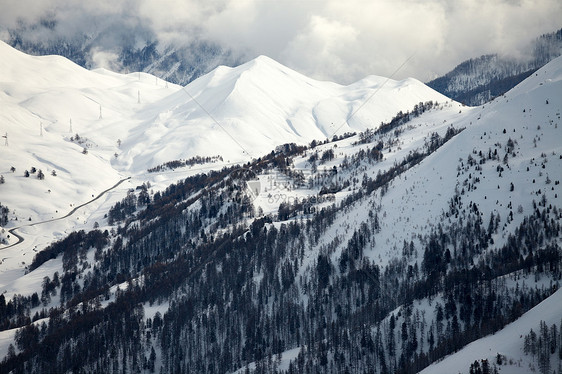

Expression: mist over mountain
xmin=2 ymin=1 xmax=561 ymax=88
xmin=427 ymin=28 xmax=562 ymax=106
xmin=4 ymin=16 xmax=242 ymax=86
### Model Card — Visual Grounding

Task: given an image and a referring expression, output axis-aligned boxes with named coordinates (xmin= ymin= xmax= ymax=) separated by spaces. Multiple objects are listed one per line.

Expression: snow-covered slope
xmin=419 ymin=288 xmax=562 ymax=374
xmin=230 ymin=56 xmax=562 ymax=373
xmin=370 ymin=56 xmax=562 ymax=265
xmin=0 ymin=39 xmax=449 ymax=233
xmin=0 ymin=40 xmax=181 ymax=229
xmin=118 ymin=55 xmax=449 ymax=170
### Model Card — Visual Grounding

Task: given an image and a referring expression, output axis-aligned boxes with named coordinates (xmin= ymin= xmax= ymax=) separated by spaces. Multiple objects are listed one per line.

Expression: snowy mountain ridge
xmin=0 ymin=38 xmax=449 ymax=230
xmin=124 ymin=54 xmax=448 ymax=166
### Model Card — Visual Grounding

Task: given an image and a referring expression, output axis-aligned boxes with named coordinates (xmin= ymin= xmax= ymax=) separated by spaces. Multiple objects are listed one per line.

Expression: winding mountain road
xmin=2 ymin=177 xmax=131 ymax=250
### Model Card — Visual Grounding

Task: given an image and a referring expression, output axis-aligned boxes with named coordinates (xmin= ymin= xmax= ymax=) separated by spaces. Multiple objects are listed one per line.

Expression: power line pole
xmin=2 ymin=132 xmax=7 ymax=146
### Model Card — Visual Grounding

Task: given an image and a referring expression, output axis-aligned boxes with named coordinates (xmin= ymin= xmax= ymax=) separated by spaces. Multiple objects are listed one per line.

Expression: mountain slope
xmin=0 ymin=40 xmax=451 ymax=286
xmin=0 ymin=39 xmax=182 ymax=229
xmin=0 ymin=43 xmax=561 ymax=374
xmin=419 ymin=288 xmax=562 ymax=374
xmin=0 ymin=52 xmax=559 ymax=374
xmin=119 ymin=55 xmax=449 ymax=170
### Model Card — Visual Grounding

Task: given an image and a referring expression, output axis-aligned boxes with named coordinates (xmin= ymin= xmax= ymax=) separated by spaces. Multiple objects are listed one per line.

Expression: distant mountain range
xmin=5 ymin=19 xmax=242 ymax=86
xmin=427 ymin=28 xmax=562 ymax=105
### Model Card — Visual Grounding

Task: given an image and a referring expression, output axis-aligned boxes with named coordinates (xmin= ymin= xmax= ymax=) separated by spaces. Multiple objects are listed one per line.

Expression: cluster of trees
xmin=107 ymin=190 xmax=139 ymax=225
xmin=320 ymin=148 xmax=335 ymax=163
xmin=523 ymin=320 xmax=562 ymax=374
xmin=356 ymin=101 xmax=438 ymax=145
xmin=23 ymin=167 xmax=45 ymax=179
xmin=0 ymin=203 xmax=8 ymax=226
xmin=147 ymin=155 xmax=223 ymax=173
xmin=29 ymin=230 xmax=109 ymax=272
xmin=341 ymin=141 xmax=384 ymax=170
xmin=0 ymin=293 xmax=40 ymax=331
xmin=468 ymin=358 xmax=496 ymax=374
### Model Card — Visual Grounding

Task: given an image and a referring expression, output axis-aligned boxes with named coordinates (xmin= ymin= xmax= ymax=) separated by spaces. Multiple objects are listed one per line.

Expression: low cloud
xmin=88 ymin=47 xmax=123 ymax=72
xmin=1 ymin=0 xmax=560 ymax=83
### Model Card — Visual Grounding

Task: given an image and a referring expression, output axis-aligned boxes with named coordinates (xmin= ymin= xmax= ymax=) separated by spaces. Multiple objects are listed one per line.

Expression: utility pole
xmin=138 ymin=90 xmax=141 ymax=104
xmin=69 ymin=117 xmax=73 ymax=133
xmin=2 ymin=132 xmax=7 ymax=146
xmin=99 ymin=105 xmax=103 ymax=120
xmin=40 ymin=122 xmax=43 ymax=136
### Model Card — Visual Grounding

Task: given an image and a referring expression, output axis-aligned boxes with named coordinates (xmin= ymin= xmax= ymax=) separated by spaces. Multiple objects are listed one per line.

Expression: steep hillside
xmin=0 ymin=47 xmax=559 ymax=374
xmin=420 ymin=288 xmax=562 ymax=374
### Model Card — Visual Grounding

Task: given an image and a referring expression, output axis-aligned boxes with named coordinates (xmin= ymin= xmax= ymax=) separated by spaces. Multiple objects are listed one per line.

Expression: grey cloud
xmin=1 ymin=0 xmax=560 ymax=83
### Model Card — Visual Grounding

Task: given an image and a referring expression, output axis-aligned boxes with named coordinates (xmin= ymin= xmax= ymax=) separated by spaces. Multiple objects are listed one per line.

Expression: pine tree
xmin=550 ymin=323 xmax=558 ymax=355
xmin=538 ymin=321 xmax=551 ymax=374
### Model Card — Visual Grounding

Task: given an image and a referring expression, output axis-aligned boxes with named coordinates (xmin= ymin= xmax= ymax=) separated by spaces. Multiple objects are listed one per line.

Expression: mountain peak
xmin=152 ymin=54 xmax=449 ymax=165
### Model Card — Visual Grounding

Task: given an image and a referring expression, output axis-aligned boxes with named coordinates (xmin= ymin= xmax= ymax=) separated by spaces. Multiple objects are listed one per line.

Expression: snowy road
xmin=3 ymin=176 xmax=131 ymax=250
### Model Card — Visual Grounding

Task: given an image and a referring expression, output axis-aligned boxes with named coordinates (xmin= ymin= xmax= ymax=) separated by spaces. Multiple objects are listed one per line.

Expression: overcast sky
xmin=1 ymin=0 xmax=561 ymax=83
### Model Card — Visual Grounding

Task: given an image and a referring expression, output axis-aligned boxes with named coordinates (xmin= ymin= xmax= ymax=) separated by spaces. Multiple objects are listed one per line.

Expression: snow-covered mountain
xmin=0 ymin=40 xmax=181 ymax=235
xmin=0 ymin=39 xmax=449 ymax=230
xmin=121 ymin=55 xmax=449 ymax=169
xmin=0 ymin=42 xmax=560 ymax=374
